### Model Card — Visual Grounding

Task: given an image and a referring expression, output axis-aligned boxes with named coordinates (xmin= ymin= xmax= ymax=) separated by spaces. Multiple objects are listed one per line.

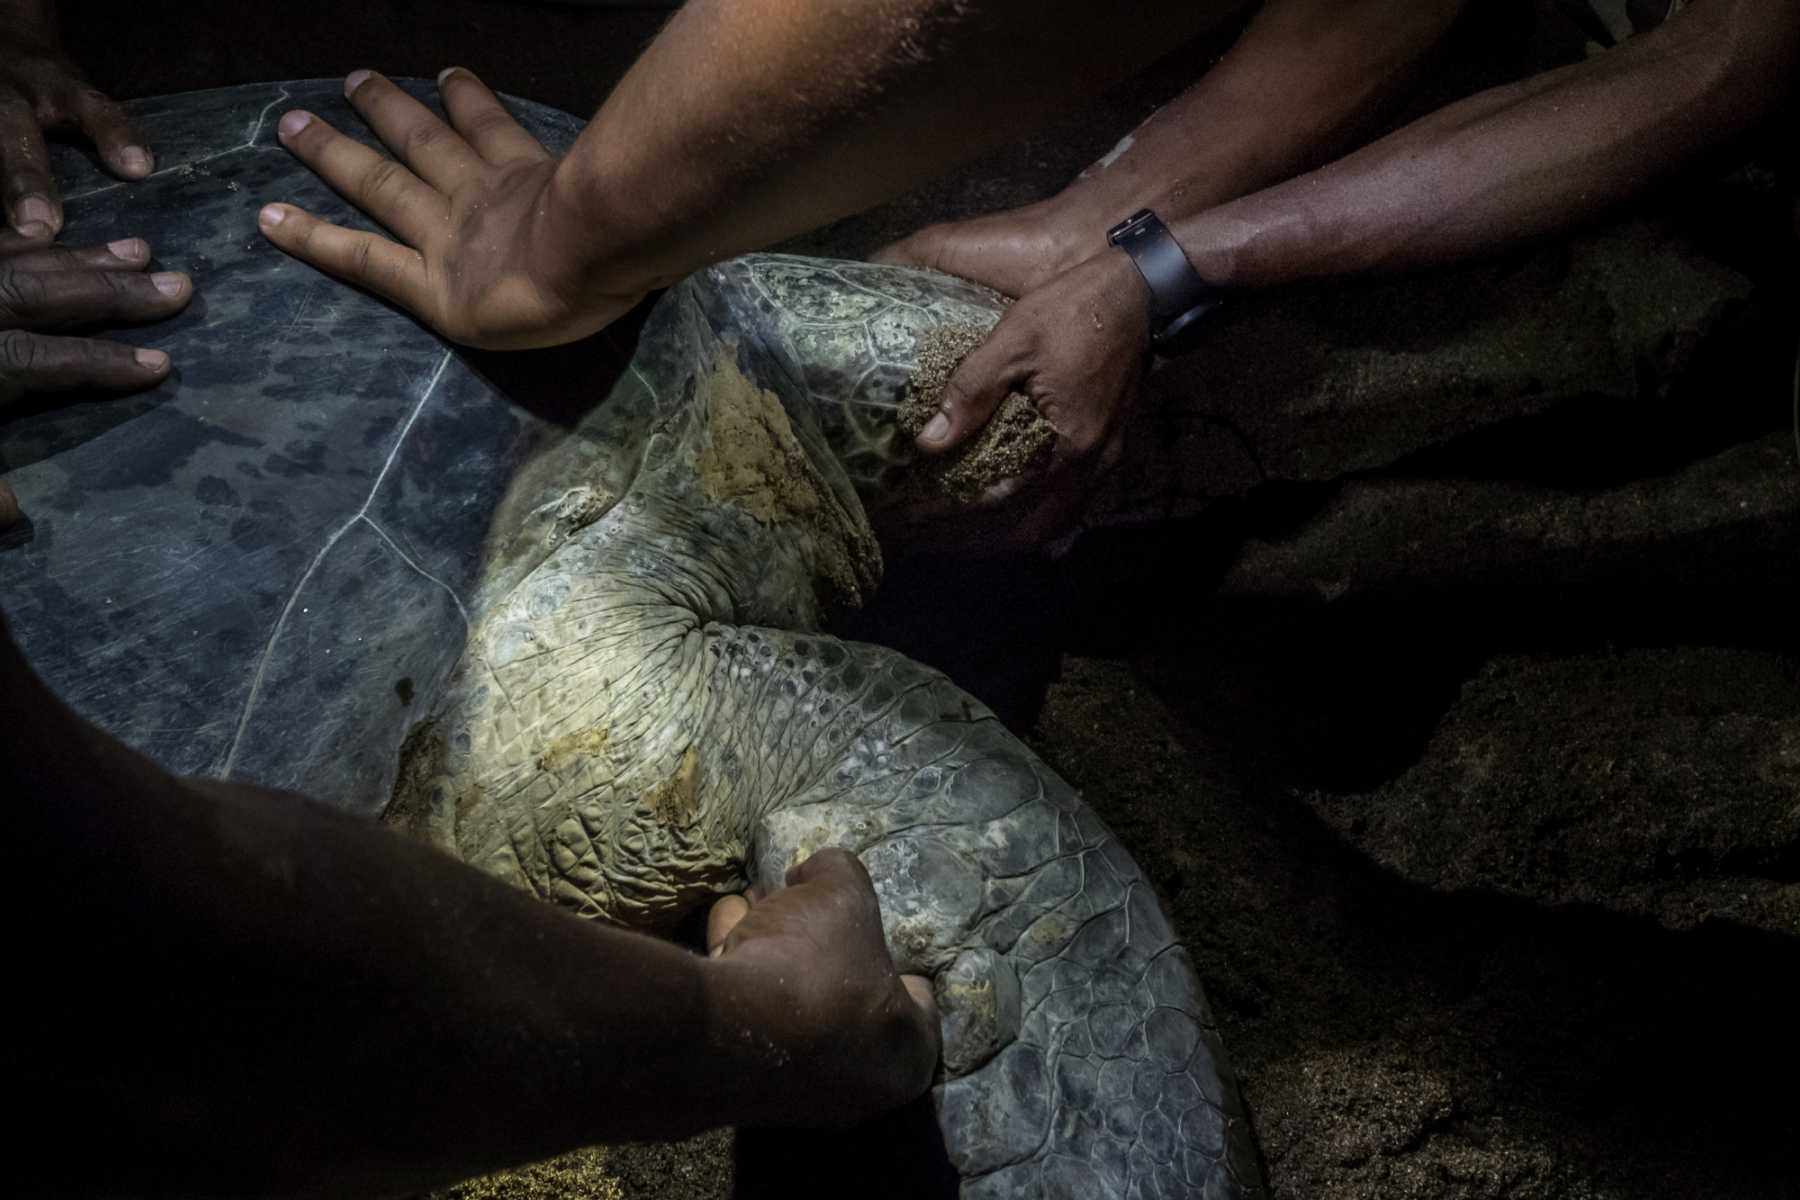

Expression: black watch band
xmin=1106 ymin=208 xmax=1223 ymax=355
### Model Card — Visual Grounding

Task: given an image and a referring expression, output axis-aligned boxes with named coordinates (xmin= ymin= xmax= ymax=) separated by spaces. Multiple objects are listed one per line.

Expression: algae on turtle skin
xmin=899 ymin=323 xmax=1058 ymax=501
xmin=535 ymin=723 xmax=614 ymax=776
xmin=697 ymin=347 xmax=881 ymax=608
xmin=642 ymin=744 xmax=701 ymax=828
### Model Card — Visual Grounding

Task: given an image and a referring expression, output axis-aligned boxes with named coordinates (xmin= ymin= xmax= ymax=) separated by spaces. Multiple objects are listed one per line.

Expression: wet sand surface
xmin=62 ymin=2 xmax=1799 ymax=1197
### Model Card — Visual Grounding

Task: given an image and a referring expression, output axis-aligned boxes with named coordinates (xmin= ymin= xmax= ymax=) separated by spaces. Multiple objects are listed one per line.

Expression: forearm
xmin=550 ymin=0 xmax=1232 ymax=290
xmin=2 ymin=624 xmax=756 ymax=1195
xmin=1060 ymin=0 xmax=1469 ymax=233
xmin=1172 ymin=0 xmax=1800 ymax=287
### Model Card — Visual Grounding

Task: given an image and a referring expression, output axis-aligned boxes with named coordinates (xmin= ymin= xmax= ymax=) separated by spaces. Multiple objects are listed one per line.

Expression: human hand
xmin=872 ymin=195 xmax=1097 ymax=299
xmin=703 ymin=848 xmax=939 ymax=1126
xmin=0 ymin=3 xmax=153 ymax=236
xmin=258 ymin=69 xmax=645 ymax=350
xmin=0 ymin=230 xmax=190 ymax=529
xmin=914 ymin=248 xmax=1149 ymax=491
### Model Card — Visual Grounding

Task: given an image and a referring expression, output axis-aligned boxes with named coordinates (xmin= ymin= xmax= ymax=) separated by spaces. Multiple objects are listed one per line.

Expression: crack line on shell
xmin=64 ymin=87 xmax=294 ymax=204
xmin=217 ymin=348 xmax=454 ymax=778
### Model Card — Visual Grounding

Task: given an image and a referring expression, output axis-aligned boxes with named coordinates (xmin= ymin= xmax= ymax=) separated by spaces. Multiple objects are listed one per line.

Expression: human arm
xmin=1 ymin=613 xmax=936 ymax=1197
xmin=0 ymin=0 xmax=154 ymax=235
xmin=1171 ymin=0 xmax=1800 ymax=288
xmin=878 ymin=0 xmax=1472 ymax=296
xmin=256 ymin=0 xmax=1238 ymax=348
xmin=910 ymin=0 xmax=1799 ymax=470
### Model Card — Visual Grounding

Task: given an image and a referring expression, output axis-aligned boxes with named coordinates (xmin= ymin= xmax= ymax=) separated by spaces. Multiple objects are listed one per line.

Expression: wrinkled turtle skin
xmin=0 ymin=82 xmax=1264 ymax=1200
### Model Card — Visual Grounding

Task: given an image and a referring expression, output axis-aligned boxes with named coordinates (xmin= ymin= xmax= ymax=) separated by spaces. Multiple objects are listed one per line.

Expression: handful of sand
xmin=899 ymin=324 xmax=1057 ymax=501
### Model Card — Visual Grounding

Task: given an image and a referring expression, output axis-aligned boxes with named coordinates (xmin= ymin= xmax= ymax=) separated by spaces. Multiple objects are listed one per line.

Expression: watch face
xmin=1108 ymin=209 xmax=1159 ymax=246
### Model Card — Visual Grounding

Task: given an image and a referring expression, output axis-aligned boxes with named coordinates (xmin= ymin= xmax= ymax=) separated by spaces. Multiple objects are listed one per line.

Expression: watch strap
xmin=1106 ymin=208 xmax=1223 ymax=353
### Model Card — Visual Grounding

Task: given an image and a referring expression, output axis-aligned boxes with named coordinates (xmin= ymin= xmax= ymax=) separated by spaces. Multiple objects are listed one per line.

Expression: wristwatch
xmin=1106 ymin=209 xmax=1223 ymax=356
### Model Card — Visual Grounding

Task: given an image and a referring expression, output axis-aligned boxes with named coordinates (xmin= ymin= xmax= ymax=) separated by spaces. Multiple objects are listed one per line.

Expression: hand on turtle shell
xmin=0 ymin=231 xmax=188 ymax=529
xmin=259 ymin=68 xmax=646 ymax=350
xmin=0 ymin=4 xmax=153 ymax=236
xmin=872 ymin=194 xmax=1097 ymax=300
xmin=704 ymin=848 xmax=941 ymax=1126
xmin=911 ymin=249 xmax=1149 ymax=536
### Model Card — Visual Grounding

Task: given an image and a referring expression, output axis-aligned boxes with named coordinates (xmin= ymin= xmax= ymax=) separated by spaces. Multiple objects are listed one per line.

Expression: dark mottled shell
xmin=0 ymin=80 xmax=584 ymax=814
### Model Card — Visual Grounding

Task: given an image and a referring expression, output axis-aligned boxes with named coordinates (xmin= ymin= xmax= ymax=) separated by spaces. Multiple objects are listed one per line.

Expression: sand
xmin=424 ymin=1148 xmax=623 ymax=1200
xmin=899 ymin=324 xmax=1058 ymax=500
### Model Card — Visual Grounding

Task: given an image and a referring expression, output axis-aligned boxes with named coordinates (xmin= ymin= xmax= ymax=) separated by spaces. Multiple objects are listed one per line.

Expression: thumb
xmin=900 ymin=973 xmax=943 ymax=1067
xmin=914 ymin=322 xmax=1021 ymax=456
xmin=901 ymin=974 xmax=938 ymax=1024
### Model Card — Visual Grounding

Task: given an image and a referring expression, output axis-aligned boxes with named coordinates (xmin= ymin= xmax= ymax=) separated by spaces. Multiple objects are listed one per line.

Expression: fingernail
xmin=15 ymin=220 xmax=51 ymax=240
xmin=437 ymin=66 xmax=462 ymax=87
xmin=135 ymin=348 xmax=168 ymax=370
xmin=278 ymin=110 xmax=313 ymax=139
xmin=107 ymin=238 xmax=147 ymax=261
xmin=259 ymin=204 xmax=287 ymax=228
xmin=15 ymin=195 xmax=55 ymax=230
xmin=922 ymin=413 xmax=950 ymax=443
xmin=344 ymin=69 xmax=373 ymax=97
xmin=151 ymin=272 xmax=185 ymax=297
xmin=708 ymin=945 xmax=723 ymax=959
xmin=120 ymin=146 xmax=153 ymax=176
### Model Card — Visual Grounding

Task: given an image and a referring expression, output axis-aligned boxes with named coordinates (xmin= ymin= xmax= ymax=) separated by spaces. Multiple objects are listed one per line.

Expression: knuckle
xmin=0 ymin=328 xmax=38 ymax=372
xmin=362 ymin=158 xmax=404 ymax=199
xmin=348 ymin=238 xmax=376 ymax=280
xmin=78 ymin=88 xmax=128 ymax=124
xmin=0 ymin=269 xmax=44 ymax=317
xmin=102 ymin=270 xmax=146 ymax=307
xmin=399 ymin=119 xmax=447 ymax=161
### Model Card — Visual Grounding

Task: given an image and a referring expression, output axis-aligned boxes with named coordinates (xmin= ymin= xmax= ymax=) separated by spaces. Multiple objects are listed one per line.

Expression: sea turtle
xmin=0 ymin=81 xmax=1263 ymax=1199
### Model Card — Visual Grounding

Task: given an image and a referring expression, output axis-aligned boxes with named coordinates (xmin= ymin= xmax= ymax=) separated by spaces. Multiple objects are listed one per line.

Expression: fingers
xmin=0 ymin=225 xmax=53 ymax=258
xmin=71 ymin=86 xmax=152 ymax=180
xmin=275 ymin=108 xmax=446 ymax=246
xmin=0 ymin=328 xmax=169 ymax=396
xmin=897 ymin=972 xmax=943 ymax=1081
xmin=706 ymin=893 xmax=750 ymax=958
xmin=0 ymin=479 xmax=20 ymax=531
xmin=343 ymin=70 xmax=478 ymax=193
xmin=1 ymin=238 xmax=151 ymax=274
xmin=0 ymin=265 xmax=190 ymax=331
xmin=258 ymin=203 xmax=432 ymax=315
xmin=437 ymin=68 xmax=548 ymax=166
xmin=915 ymin=325 xmax=1020 ymax=455
xmin=0 ymin=86 xmax=58 ymax=236
xmin=784 ymin=845 xmax=869 ymax=891
xmin=900 ymin=974 xmax=938 ymax=1022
